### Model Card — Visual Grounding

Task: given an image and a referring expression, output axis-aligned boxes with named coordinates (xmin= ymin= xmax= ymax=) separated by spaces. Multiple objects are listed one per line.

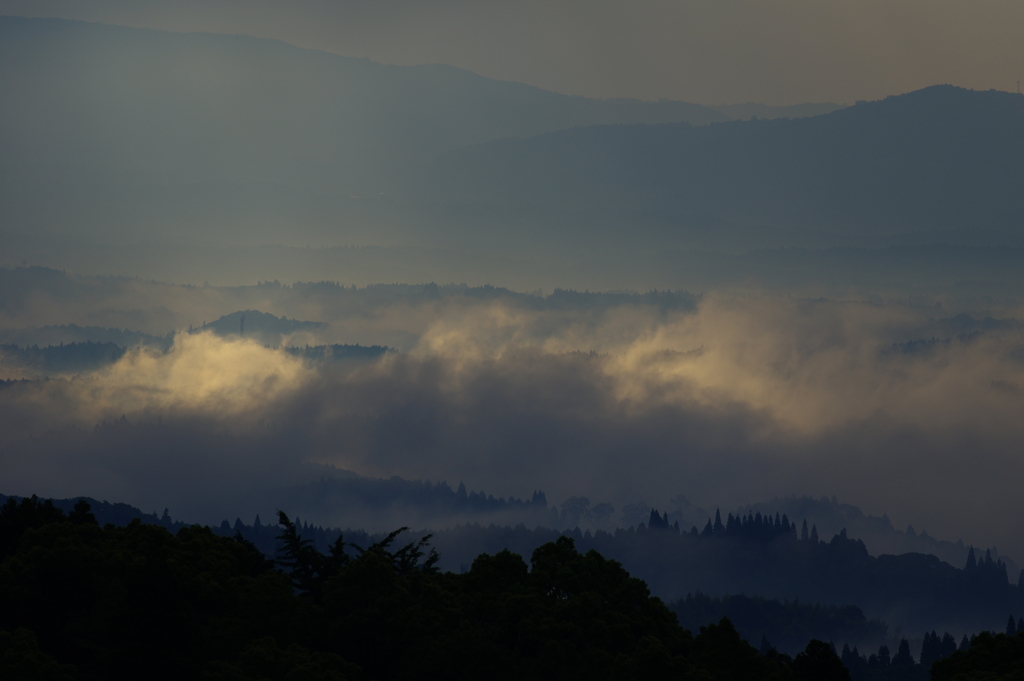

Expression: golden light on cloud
xmin=76 ymin=331 xmax=314 ymax=420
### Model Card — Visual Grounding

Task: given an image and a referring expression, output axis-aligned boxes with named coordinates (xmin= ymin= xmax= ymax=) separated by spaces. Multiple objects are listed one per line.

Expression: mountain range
xmin=7 ymin=16 xmax=1022 ymax=290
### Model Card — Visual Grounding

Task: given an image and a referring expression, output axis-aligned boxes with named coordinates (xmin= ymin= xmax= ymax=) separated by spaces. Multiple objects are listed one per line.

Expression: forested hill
xmin=0 ymin=341 xmax=126 ymax=375
xmin=4 ymin=495 xmax=1023 ymax=680
xmin=418 ymin=86 xmax=1024 ymax=245
xmin=0 ymin=496 xmax=800 ymax=680
xmin=5 ymin=492 xmax=1019 ymax=638
xmin=415 ymin=518 xmax=1022 ymax=636
xmin=740 ymin=495 xmax=1017 ymax=579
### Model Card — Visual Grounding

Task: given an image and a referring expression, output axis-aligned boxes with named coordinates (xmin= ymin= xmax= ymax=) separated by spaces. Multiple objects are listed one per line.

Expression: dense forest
xmin=416 ymin=512 xmax=1022 ymax=635
xmin=4 ymin=496 xmax=1023 ymax=680
xmin=0 ymin=496 xmax=829 ymax=680
xmin=0 ymin=341 xmax=126 ymax=374
xmin=194 ymin=498 xmax=1020 ymax=636
xmin=6 ymin=494 xmax=1021 ymax=645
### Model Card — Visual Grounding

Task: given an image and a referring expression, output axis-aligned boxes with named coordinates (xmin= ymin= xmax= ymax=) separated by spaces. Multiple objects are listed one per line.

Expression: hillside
xmin=0 ymin=15 xmax=725 ymax=196
xmin=417 ymin=86 xmax=1024 ymax=247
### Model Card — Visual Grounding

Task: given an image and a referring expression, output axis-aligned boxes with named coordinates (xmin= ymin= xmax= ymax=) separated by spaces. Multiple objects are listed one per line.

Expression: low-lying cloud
xmin=2 ymin=293 xmax=1023 ymax=558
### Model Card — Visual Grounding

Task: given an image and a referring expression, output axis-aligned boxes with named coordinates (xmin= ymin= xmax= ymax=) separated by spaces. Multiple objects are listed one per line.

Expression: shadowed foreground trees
xmin=931 ymin=630 xmax=1024 ymax=680
xmin=0 ymin=496 xmax=1002 ymax=680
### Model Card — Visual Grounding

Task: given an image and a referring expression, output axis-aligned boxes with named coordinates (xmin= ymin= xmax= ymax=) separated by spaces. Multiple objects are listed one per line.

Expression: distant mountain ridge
xmin=0 ymin=15 xmax=886 ymax=265
xmin=0 ymin=15 xmax=727 ymax=194
xmin=415 ymin=85 xmax=1024 ymax=247
xmin=194 ymin=310 xmax=323 ymax=344
xmin=709 ymin=102 xmax=846 ymax=121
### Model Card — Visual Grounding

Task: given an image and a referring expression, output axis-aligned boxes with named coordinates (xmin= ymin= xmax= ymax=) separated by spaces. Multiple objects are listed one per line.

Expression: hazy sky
xmin=1 ymin=0 xmax=1022 ymax=105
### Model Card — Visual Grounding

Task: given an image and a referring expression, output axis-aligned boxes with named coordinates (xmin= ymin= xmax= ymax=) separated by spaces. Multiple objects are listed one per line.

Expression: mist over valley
xmin=2 ymin=10 xmax=1024 ymax=680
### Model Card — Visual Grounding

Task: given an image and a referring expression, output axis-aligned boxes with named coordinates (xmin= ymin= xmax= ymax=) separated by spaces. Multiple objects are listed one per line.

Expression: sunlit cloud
xmin=3 ymin=292 xmax=1024 ymax=554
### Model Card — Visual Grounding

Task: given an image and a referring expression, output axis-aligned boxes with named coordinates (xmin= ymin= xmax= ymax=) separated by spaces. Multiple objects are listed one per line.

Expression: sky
xmin=1 ymin=0 xmax=1022 ymax=105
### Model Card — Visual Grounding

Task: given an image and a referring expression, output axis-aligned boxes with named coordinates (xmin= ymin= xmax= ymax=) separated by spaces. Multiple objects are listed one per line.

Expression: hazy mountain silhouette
xmin=0 ymin=324 xmax=172 ymax=350
xmin=1 ymin=15 xmax=901 ymax=282
xmin=195 ymin=310 xmax=323 ymax=345
xmin=0 ymin=15 xmax=726 ymax=196
xmin=709 ymin=102 xmax=846 ymax=121
xmin=419 ymin=86 xmax=1024 ymax=248
xmin=3 ymin=20 xmax=1021 ymax=286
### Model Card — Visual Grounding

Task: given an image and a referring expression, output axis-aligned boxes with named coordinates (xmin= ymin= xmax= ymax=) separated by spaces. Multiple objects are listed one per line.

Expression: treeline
xmin=352 ymin=514 xmax=1020 ymax=635
xmin=839 ymin=623 xmax=1024 ymax=681
xmin=0 ymin=341 xmax=126 ymax=374
xmin=672 ymin=593 xmax=888 ymax=656
xmin=739 ymin=494 xmax=1016 ymax=582
xmin=0 ymin=267 xmax=698 ymax=323
xmin=0 ymin=337 xmax=391 ymax=378
xmin=191 ymin=309 xmax=324 ymax=343
xmin=575 ymin=516 xmax=1020 ymax=635
xmin=2 ymin=495 xmax=856 ymax=680
xmin=271 ymin=477 xmax=556 ymax=532
xmin=217 ymin=506 xmax=1020 ymax=635
xmin=0 ymin=323 xmax=173 ymax=351
xmin=7 ymin=495 xmax=1024 ymax=679
xmin=6 ymin=491 xmax=1020 ymax=637
xmin=284 ymin=344 xmax=392 ymax=363
xmin=276 ymin=280 xmax=697 ymax=313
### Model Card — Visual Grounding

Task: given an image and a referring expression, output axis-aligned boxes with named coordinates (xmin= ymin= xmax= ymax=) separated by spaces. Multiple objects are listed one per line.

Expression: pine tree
xmin=810 ymin=524 xmax=819 ymax=543
xmin=801 ymin=519 xmax=809 ymax=541
xmin=940 ymin=632 xmax=957 ymax=659
xmin=892 ymin=638 xmax=914 ymax=667
xmin=920 ymin=631 xmax=941 ymax=668
xmin=1007 ymin=615 xmax=1017 ymax=636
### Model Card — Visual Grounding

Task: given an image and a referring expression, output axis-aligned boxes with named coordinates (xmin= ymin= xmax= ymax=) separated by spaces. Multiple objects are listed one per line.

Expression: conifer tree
xmin=940 ymin=632 xmax=957 ymax=659
xmin=892 ymin=638 xmax=914 ymax=667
